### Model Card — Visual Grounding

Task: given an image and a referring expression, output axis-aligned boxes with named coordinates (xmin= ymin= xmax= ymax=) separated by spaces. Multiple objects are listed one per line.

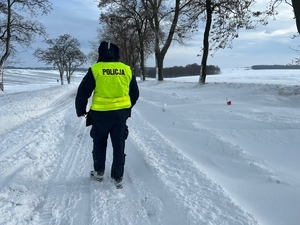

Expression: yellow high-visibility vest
xmin=90 ymin=62 xmax=132 ymax=111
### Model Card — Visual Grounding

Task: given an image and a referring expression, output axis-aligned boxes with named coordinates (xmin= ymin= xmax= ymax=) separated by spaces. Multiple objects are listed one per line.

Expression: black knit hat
xmin=97 ymin=41 xmax=120 ymax=62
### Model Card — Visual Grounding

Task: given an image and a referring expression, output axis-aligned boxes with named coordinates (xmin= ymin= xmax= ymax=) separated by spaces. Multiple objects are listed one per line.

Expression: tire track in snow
xmin=0 ymin=92 xmax=76 ymax=185
xmin=0 ymin=90 xmax=75 ymax=160
xmin=0 ymin=86 xmax=77 ymax=136
xmin=124 ymin=140 xmax=188 ymax=225
xmin=0 ymin=87 xmax=94 ymax=225
xmin=0 ymin=90 xmax=77 ymax=184
xmin=37 ymin=102 xmax=93 ymax=225
xmin=0 ymin=136 xmax=36 ymax=187
xmin=0 ymin=88 xmax=87 ymax=224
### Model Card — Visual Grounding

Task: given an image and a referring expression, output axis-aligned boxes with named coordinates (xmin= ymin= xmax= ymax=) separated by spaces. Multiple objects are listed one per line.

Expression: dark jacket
xmin=75 ymin=41 xmax=139 ymax=120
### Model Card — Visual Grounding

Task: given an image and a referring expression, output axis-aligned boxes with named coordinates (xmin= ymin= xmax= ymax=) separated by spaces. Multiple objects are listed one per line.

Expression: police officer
xmin=75 ymin=41 xmax=139 ymax=188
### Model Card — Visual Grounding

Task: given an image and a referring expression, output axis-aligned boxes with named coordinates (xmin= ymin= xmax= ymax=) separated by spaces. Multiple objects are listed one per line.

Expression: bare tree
xmin=197 ymin=0 xmax=265 ymax=84
xmin=250 ymin=0 xmax=300 ymax=68
xmin=141 ymin=0 xmax=198 ymax=81
xmin=0 ymin=0 xmax=52 ymax=91
xmin=96 ymin=0 xmax=154 ymax=80
xmin=65 ymin=48 xmax=87 ymax=84
xmin=266 ymin=0 xmax=300 ymax=34
xmin=117 ymin=0 xmax=154 ymax=81
xmin=34 ymin=34 xmax=86 ymax=85
xmin=87 ymin=41 xmax=99 ymax=64
xmin=96 ymin=0 xmax=199 ymax=81
xmin=97 ymin=14 xmax=140 ymax=70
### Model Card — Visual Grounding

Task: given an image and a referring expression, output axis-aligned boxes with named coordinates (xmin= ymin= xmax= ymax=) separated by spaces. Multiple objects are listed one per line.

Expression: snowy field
xmin=0 ymin=68 xmax=299 ymax=225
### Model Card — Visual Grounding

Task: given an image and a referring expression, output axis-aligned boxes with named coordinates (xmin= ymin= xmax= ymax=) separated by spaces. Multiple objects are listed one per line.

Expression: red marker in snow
xmin=227 ymin=98 xmax=231 ymax=105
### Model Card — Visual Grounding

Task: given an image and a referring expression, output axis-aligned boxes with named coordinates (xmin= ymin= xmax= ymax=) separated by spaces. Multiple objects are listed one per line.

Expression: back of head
xmin=98 ymin=41 xmax=120 ymax=62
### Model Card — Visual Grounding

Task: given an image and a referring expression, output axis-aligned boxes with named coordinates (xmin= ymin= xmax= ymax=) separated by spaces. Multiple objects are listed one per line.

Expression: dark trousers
xmin=90 ymin=120 xmax=128 ymax=180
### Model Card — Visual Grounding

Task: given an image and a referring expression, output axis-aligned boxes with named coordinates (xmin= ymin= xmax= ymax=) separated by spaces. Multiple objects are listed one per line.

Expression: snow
xmin=0 ymin=68 xmax=299 ymax=225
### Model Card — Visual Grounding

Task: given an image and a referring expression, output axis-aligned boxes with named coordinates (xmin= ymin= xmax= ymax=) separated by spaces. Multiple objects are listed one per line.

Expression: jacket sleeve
xmin=75 ymin=68 xmax=95 ymax=117
xmin=128 ymin=75 xmax=139 ymax=116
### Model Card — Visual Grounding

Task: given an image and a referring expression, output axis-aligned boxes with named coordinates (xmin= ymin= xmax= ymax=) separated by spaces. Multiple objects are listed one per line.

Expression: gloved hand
xmin=85 ymin=111 xmax=92 ymax=126
xmin=78 ymin=110 xmax=87 ymax=117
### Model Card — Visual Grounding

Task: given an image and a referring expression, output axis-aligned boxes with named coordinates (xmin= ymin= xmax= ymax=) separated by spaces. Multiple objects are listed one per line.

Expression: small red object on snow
xmin=226 ymin=97 xmax=231 ymax=105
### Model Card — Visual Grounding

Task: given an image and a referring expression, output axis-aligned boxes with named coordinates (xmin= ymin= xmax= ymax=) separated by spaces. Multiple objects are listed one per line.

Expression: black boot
xmin=90 ymin=170 xmax=104 ymax=181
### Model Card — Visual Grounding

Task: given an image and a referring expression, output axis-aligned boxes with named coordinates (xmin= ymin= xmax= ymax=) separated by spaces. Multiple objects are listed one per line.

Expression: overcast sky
xmin=17 ymin=0 xmax=299 ymax=69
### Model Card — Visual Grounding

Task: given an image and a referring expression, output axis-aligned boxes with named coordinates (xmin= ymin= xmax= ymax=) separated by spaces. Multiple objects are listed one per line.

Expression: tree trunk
xmin=292 ymin=0 xmax=300 ymax=34
xmin=153 ymin=11 xmax=162 ymax=81
xmin=60 ymin=73 xmax=64 ymax=85
xmin=59 ymin=69 xmax=64 ymax=85
xmin=138 ymin=19 xmax=149 ymax=81
xmin=66 ymin=66 xmax=71 ymax=84
xmin=0 ymin=65 xmax=4 ymax=92
xmin=156 ymin=53 xmax=164 ymax=81
xmin=66 ymin=73 xmax=71 ymax=84
xmin=199 ymin=0 xmax=212 ymax=85
xmin=0 ymin=54 xmax=10 ymax=91
xmin=0 ymin=0 xmax=12 ymax=91
xmin=140 ymin=52 xmax=145 ymax=81
xmin=139 ymin=42 xmax=146 ymax=81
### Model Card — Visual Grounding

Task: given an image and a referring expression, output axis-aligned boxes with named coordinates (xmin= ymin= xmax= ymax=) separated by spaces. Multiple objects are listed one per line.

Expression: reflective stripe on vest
xmin=90 ymin=62 xmax=132 ymax=111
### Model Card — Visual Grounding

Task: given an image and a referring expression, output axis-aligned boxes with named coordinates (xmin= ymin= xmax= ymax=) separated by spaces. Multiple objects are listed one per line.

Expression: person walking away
xmin=75 ymin=41 xmax=139 ymax=188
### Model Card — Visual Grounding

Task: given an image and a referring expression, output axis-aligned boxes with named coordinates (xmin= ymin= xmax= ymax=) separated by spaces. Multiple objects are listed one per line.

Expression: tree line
xmin=252 ymin=65 xmax=300 ymax=70
xmin=146 ymin=64 xmax=220 ymax=78
xmin=1 ymin=0 xmax=300 ymax=91
xmin=94 ymin=0 xmax=300 ymax=84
